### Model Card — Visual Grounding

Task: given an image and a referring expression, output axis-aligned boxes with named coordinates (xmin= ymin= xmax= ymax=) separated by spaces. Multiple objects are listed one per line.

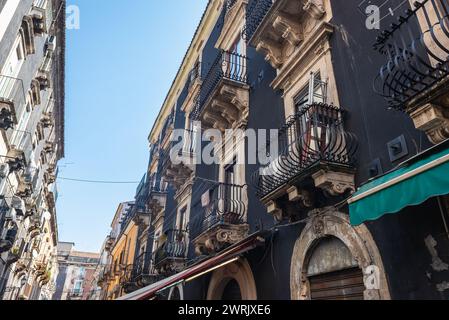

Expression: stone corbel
xmin=409 ymin=103 xmax=449 ymax=145
xmin=266 ymin=200 xmax=283 ymax=221
xmin=287 ymin=186 xmax=313 ymax=207
xmin=303 ymin=0 xmax=326 ymax=20
xmin=312 ymin=170 xmax=355 ymax=196
xmin=202 ymin=110 xmax=229 ymax=132
xmin=273 ymin=12 xmax=303 ymax=47
xmin=256 ymin=38 xmax=284 ymax=69
xmin=212 ymin=100 xmax=239 ymax=123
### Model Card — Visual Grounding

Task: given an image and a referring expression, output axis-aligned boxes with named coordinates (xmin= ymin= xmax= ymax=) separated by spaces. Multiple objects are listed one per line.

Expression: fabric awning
xmin=117 ymin=232 xmax=266 ymax=300
xmin=349 ymin=142 xmax=449 ymax=226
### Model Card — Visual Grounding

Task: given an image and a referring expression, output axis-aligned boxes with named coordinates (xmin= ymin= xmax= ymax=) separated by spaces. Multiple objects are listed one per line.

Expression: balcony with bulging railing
xmin=192 ymin=50 xmax=250 ymax=131
xmin=31 ymin=0 xmax=53 ymax=35
xmin=252 ymin=103 xmax=357 ymax=220
xmin=153 ymin=229 xmax=188 ymax=275
xmin=190 ymin=183 xmax=248 ymax=256
xmin=161 ymin=128 xmax=198 ymax=192
xmin=0 ymin=75 xmax=25 ymax=132
xmin=373 ymin=0 xmax=449 ymax=144
xmin=244 ymin=0 xmax=327 ymax=70
xmin=131 ymin=252 xmax=164 ymax=288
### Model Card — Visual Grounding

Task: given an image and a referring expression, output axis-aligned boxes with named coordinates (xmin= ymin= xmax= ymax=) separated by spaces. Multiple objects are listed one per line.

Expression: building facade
xmin=0 ymin=0 xmax=65 ymax=300
xmin=52 ymin=242 xmax=100 ymax=300
xmin=105 ymin=0 xmax=449 ymax=300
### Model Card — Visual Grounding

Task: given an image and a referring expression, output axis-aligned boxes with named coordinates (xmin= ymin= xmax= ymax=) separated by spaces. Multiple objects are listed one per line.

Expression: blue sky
xmin=58 ymin=0 xmax=208 ymax=252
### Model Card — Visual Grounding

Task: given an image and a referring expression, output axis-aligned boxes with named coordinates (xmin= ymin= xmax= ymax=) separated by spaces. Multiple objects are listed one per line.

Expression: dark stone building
xmin=117 ymin=0 xmax=449 ymax=300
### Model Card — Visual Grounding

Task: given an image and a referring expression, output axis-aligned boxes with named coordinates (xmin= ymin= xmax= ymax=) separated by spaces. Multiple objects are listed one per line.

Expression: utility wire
xmin=57 ymin=177 xmax=141 ymax=184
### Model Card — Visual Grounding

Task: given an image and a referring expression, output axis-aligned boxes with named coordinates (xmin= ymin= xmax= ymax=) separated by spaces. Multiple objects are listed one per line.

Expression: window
xmin=293 ymin=73 xmax=327 ymax=114
xmin=11 ymin=102 xmax=31 ymax=148
xmin=3 ymin=38 xmax=25 ymax=77
xmin=177 ymin=207 xmax=187 ymax=230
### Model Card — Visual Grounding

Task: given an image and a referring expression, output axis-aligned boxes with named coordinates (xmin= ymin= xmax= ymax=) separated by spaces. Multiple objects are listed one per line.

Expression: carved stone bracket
xmin=265 ymin=200 xmax=283 ymax=221
xmin=201 ymin=81 xmax=250 ymax=131
xmin=250 ymin=0 xmax=326 ymax=70
xmin=194 ymin=223 xmax=249 ymax=256
xmin=287 ymin=186 xmax=313 ymax=207
xmin=312 ymin=169 xmax=355 ymax=196
xmin=410 ymin=103 xmax=449 ymax=144
xmin=303 ymin=0 xmax=325 ymax=19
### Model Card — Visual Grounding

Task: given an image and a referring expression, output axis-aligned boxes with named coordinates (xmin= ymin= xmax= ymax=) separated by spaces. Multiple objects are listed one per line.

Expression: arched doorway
xmin=290 ymin=211 xmax=390 ymax=300
xmin=207 ymin=258 xmax=257 ymax=300
xmin=306 ymin=237 xmax=365 ymax=300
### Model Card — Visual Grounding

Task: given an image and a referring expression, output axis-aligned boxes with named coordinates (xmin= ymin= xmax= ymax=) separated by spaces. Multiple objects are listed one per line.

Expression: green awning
xmin=349 ymin=143 xmax=449 ymax=226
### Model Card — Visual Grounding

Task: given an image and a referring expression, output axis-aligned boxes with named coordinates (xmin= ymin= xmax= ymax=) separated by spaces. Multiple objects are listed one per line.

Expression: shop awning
xmin=117 ymin=232 xmax=266 ymax=300
xmin=349 ymin=141 xmax=449 ymax=226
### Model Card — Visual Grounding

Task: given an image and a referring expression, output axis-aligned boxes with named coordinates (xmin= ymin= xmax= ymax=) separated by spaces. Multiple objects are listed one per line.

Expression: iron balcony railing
xmin=243 ymin=0 xmax=274 ymax=42
xmin=194 ymin=50 xmax=248 ymax=119
xmin=0 ymin=75 xmax=25 ymax=115
xmin=188 ymin=61 xmax=202 ymax=90
xmin=190 ymin=183 xmax=247 ymax=241
xmin=133 ymin=252 xmax=152 ymax=278
xmin=252 ymin=103 xmax=358 ymax=198
xmin=154 ymin=229 xmax=188 ymax=267
xmin=374 ymin=0 xmax=449 ymax=110
xmin=161 ymin=128 xmax=198 ymax=169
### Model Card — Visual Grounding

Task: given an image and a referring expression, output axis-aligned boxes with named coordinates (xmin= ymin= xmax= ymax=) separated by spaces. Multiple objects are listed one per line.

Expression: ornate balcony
xmin=154 ymin=229 xmax=188 ymax=275
xmin=161 ymin=129 xmax=197 ymax=191
xmin=252 ymin=103 xmax=357 ymax=220
xmin=120 ymin=265 xmax=140 ymax=294
xmin=374 ymin=0 xmax=449 ymax=144
xmin=193 ymin=50 xmax=249 ymax=131
xmin=190 ymin=183 xmax=248 ymax=256
xmin=31 ymin=0 xmax=53 ymax=35
xmin=0 ymin=75 xmax=24 ymax=131
xmin=132 ymin=252 xmax=164 ymax=288
xmin=147 ymin=177 xmax=168 ymax=230
xmin=0 ymin=226 xmax=18 ymax=254
xmin=244 ymin=0 xmax=327 ymax=69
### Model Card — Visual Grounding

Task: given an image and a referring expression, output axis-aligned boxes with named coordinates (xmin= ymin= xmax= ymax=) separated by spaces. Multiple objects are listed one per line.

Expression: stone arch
xmin=290 ymin=210 xmax=390 ymax=300
xmin=207 ymin=258 xmax=257 ymax=300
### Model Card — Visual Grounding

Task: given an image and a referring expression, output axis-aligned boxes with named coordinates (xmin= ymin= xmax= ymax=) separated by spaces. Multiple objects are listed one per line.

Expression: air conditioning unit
xmin=11 ymin=196 xmax=26 ymax=216
xmin=0 ymin=163 xmax=10 ymax=178
xmin=46 ymin=36 xmax=56 ymax=52
xmin=4 ymin=207 xmax=16 ymax=222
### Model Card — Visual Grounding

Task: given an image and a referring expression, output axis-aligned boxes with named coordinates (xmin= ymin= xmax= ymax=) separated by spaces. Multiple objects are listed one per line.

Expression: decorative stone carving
xmin=250 ymin=0 xmax=326 ymax=70
xmin=303 ymin=0 xmax=325 ymax=20
xmin=273 ymin=12 xmax=303 ymax=47
xmin=287 ymin=186 xmax=313 ymax=207
xmin=410 ymin=103 xmax=449 ymax=144
xmin=201 ymin=81 xmax=250 ymax=131
xmin=193 ymin=223 xmax=249 ymax=255
xmin=265 ymin=200 xmax=283 ymax=221
xmin=256 ymin=39 xmax=284 ymax=69
xmin=312 ymin=169 xmax=355 ymax=196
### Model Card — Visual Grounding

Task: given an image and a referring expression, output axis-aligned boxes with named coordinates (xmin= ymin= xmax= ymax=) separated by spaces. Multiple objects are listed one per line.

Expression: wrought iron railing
xmin=195 ymin=50 xmax=248 ymax=119
xmin=189 ymin=183 xmax=247 ymax=240
xmin=243 ymin=0 xmax=273 ymax=42
xmin=0 ymin=75 xmax=25 ymax=115
xmin=252 ymin=103 xmax=358 ymax=198
xmin=374 ymin=0 xmax=449 ymax=110
xmin=154 ymin=229 xmax=188 ymax=266
xmin=133 ymin=252 xmax=151 ymax=277
xmin=188 ymin=61 xmax=202 ymax=90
